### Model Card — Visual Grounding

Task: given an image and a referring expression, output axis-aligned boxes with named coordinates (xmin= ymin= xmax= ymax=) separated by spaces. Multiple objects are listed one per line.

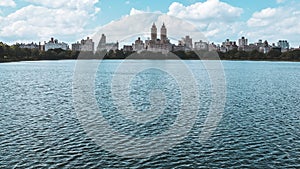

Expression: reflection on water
xmin=0 ymin=60 xmax=299 ymax=168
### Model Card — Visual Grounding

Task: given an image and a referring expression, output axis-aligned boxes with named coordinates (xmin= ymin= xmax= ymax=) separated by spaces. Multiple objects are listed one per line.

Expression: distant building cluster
xmin=115 ymin=23 xmax=173 ymax=53
xmin=96 ymin=34 xmax=119 ymax=51
xmin=115 ymin=23 xmax=293 ymax=54
xmin=14 ymin=22 xmax=297 ymax=55
xmin=16 ymin=38 xmax=69 ymax=52
xmin=146 ymin=23 xmax=172 ymax=52
xmin=219 ymin=38 xmax=291 ymax=54
xmin=72 ymin=37 xmax=94 ymax=52
xmin=44 ymin=37 xmax=69 ymax=51
xmin=19 ymin=42 xmax=39 ymax=50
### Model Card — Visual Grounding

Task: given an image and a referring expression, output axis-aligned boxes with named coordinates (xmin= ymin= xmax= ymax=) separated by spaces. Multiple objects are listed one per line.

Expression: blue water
xmin=0 ymin=60 xmax=299 ymax=168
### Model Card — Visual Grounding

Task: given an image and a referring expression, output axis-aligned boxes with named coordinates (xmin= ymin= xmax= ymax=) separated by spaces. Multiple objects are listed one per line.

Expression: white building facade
xmin=45 ymin=38 xmax=69 ymax=51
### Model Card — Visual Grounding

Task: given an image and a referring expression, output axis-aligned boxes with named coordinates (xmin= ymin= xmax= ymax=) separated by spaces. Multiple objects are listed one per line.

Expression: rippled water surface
xmin=1 ymin=60 xmax=300 ymax=168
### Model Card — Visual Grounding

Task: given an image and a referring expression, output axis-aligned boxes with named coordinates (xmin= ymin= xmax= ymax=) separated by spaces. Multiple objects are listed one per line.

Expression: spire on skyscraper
xmin=151 ymin=22 xmax=157 ymax=41
xmin=160 ymin=22 xmax=167 ymax=42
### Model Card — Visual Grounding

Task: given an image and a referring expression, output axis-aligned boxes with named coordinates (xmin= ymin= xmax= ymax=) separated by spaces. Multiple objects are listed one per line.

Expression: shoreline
xmin=1 ymin=45 xmax=300 ymax=63
xmin=2 ymin=58 xmax=300 ymax=63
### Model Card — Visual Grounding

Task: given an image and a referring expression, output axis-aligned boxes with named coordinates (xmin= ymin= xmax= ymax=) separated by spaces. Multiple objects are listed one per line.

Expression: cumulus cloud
xmin=2 ymin=0 xmax=299 ymax=47
xmin=129 ymin=7 xmax=161 ymax=16
xmin=26 ymin=0 xmax=99 ymax=10
xmin=94 ymin=0 xmax=244 ymax=47
xmin=165 ymin=0 xmax=243 ymax=43
xmin=0 ymin=0 xmax=99 ymax=43
xmin=246 ymin=5 xmax=300 ymax=46
xmin=247 ymin=8 xmax=276 ymax=27
xmin=92 ymin=13 xmax=206 ymax=48
xmin=0 ymin=0 xmax=16 ymax=7
xmin=165 ymin=0 xmax=299 ymax=47
xmin=167 ymin=0 xmax=243 ymax=22
xmin=130 ymin=8 xmax=147 ymax=15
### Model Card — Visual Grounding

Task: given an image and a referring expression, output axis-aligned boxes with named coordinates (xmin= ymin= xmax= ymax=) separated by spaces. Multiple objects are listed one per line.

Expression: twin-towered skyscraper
xmin=146 ymin=22 xmax=172 ymax=51
xmin=151 ymin=22 xmax=167 ymax=42
xmin=97 ymin=23 xmax=171 ymax=52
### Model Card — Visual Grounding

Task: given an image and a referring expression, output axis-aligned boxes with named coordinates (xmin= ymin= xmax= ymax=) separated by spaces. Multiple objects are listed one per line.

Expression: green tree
xmin=267 ymin=50 xmax=281 ymax=60
xmin=249 ymin=50 xmax=264 ymax=60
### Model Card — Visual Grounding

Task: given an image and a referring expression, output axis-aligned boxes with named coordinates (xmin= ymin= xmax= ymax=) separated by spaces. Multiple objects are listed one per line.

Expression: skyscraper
xmin=97 ymin=34 xmax=106 ymax=50
xmin=238 ymin=37 xmax=248 ymax=51
xmin=238 ymin=37 xmax=248 ymax=47
xmin=100 ymin=34 xmax=106 ymax=45
xmin=160 ymin=23 xmax=167 ymax=42
xmin=277 ymin=40 xmax=289 ymax=49
xmin=182 ymin=36 xmax=193 ymax=49
xmin=151 ymin=23 xmax=157 ymax=41
xmin=146 ymin=22 xmax=172 ymax=52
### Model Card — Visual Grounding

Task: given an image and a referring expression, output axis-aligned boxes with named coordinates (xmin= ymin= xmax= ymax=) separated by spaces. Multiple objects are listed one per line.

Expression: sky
xmin=0 ymin=0 xmax=299 ymax=47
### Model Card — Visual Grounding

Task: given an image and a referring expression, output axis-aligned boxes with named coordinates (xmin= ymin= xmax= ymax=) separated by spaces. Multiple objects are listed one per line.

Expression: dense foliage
xmin=1 ymin=42 xmax=300 ymax=62
xmin=217 ymin=49 xmax=300 ymax=61
xmin=0 ymin=42 xmax=79 ymax=62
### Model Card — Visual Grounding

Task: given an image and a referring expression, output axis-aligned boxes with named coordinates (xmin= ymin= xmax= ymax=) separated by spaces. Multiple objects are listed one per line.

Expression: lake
xmin=0 ymin=60 xmax=299 ymax=168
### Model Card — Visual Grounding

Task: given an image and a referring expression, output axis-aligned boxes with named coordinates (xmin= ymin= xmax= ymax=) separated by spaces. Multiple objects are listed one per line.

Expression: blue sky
xmin=97 ymin=0 xmax=280 ymax=25
xmin=0 ymin=0 xmax=299 ymax=47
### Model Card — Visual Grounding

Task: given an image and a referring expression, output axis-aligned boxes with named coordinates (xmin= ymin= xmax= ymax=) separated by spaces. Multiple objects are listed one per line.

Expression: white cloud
xmin=125 ymin=1 xmax=130 ymax=5
xmin=26 ymin=0 xmax=99 ymax=10
xmin=165 ymin=0 xmax=299 ymax=47
xmin=1 ymin=0 xmax=299 ymax=48
xmin=130 ymin=8 xmax=147 ymax=15
xmin=165 ymin=0 xmax=243 ymax=43
xmin=92 ymin=13 xmax=206 ymax=48
xmin=246 ymin=5 xmax=300 ymax=46
xmin=0 ymin=0 xmax=16 ymax=7
xmin=167 ymin=0 xmax=243 ymax=22
xmin=276 ymin=0 xmax=286 ymax=4
xmin=247 ymin=8 xmax=276 ymax=26
xmin=94 ymin=1 xmax=243 ymax=47
xmin=94 ymin=7 xmax=101 ymax=14
xmin=129 ymin=8 xmax=161 ymax=16
xmin=0 ymin=0 xmax=99 ymax=43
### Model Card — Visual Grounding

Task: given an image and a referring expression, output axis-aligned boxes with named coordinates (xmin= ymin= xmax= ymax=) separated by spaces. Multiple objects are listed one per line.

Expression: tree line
xmin=1 ymin=42 xmax=300 ymax=62
xmin=218 ymin=48 xmax=300 ymax=61
xmin=0 ymin=42 xmax=79 ymax=62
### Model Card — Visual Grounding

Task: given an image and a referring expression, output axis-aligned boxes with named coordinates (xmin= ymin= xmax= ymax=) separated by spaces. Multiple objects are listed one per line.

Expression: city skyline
xmin=0 ymin=0 xmax=299 ymax=47
xmin=13 ymin=22 xmax=294 ymax=55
